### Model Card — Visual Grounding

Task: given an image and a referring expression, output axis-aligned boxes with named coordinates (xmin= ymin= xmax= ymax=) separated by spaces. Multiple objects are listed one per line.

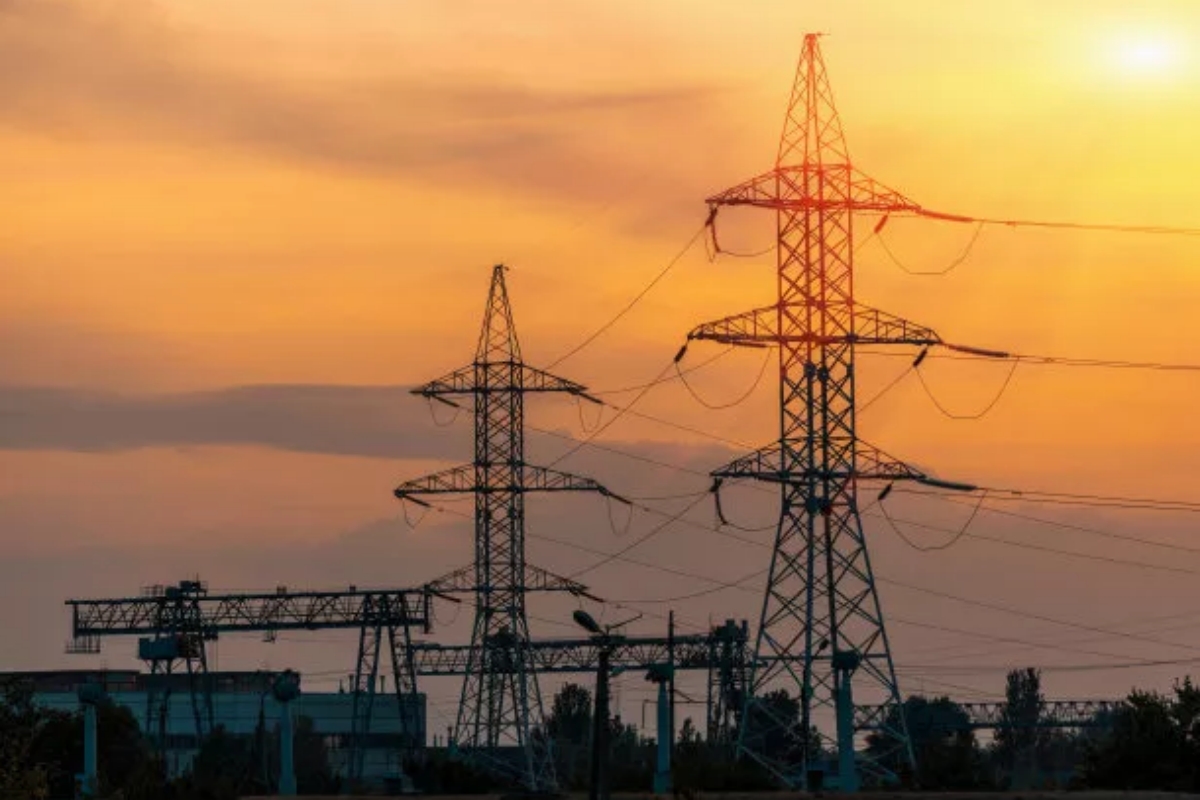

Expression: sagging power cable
xmin=917 ymin=208 xmax=1200 ymax=237
xmin=877 ymin=484 xmax=987 ymax=552
xmin=912 ymin=350 xmax=1020 ymax=420
xmin=676 ymin=346 xmax=773 ymax=410
xmin=546 ymin=221 xmax=708 ymax=370
xmin=874 ymin=219 xmax=986 ymax=276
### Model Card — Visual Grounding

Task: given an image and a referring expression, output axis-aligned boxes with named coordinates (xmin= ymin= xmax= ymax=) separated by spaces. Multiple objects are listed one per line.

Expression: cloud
xmin=0 ymin=1 xmax=731 ymax=209
xmin=0 ymin=383 xmax=467 ymax=459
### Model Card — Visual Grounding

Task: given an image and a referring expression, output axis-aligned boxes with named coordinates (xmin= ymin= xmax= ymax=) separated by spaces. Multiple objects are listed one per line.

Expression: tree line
xmin=5 ymin=668 xmax=1200 ymax=797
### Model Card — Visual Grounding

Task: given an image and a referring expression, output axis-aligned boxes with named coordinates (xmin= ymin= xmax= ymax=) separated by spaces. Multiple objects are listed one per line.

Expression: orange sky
xmin=5 ymin=0 xmax=1200 ymax=725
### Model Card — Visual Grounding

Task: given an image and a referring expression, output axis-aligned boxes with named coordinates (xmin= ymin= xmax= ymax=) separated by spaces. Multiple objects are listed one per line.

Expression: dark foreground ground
xmin=242 ymin=794 xmax=1200 ymax=800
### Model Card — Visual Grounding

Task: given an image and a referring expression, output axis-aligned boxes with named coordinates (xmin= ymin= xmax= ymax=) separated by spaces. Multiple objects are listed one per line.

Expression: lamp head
xmin=573 ymin=609 xmax=602 ymax=635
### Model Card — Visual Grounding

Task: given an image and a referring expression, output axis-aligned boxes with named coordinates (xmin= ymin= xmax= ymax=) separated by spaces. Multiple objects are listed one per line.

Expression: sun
xmin=1111 ymin=33 xmax=1182 ymax=78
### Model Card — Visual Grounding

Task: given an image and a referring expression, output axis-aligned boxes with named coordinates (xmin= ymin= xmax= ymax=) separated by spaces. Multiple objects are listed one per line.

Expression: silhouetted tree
xmin=180 ymin=725 xmax=254 ymax=800
xmin=867 ymin=695 xmax=983 ymax=789
xmin=28 ymin=700 xmax=150 ymax=798
xmin=543 ymin=682 xmax=593 ymax=788
xmin=994 ymin=667 xmax=1044 ymax=786
xmin=1084 ymin=678 xmax=1200 ymax=791
xmin=293 ymin=715 xmax=336 ymax=795
xmin=0 ymin=677 xmax=50 ymax=799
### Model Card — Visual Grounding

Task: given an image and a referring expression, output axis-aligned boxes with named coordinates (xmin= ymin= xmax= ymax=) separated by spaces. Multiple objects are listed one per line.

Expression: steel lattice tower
xmin=395 ymin=265 xmax=614 ymax=791
xmin=683 ymin=34 xmax=961 ymax=788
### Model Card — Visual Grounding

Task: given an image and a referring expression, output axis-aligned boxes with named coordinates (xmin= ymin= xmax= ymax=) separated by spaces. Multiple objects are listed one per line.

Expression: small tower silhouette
xmin=396 ymin=265 xmax=616 ymax=791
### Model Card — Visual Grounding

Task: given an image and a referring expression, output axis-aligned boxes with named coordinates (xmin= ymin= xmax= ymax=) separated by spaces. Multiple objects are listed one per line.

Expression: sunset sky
xmin=5 ymin=0 xmax=1200 ymax=731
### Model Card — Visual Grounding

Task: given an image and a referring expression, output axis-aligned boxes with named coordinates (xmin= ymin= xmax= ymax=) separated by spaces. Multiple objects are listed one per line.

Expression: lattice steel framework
xmin=683 ymin=35 xmax=970 ymax=789
xmin=395 ymin=264 xmax=615 ymax=791
xmin=68 ymin=581 xmax=433 ymax=781
xmin=129 ymin=581 xmax=215 ymax=751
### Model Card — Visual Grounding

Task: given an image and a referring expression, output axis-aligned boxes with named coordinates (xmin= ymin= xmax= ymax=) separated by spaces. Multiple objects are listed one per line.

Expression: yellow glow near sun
xmin=1108 ymin=32 xmax=1184 ymax=79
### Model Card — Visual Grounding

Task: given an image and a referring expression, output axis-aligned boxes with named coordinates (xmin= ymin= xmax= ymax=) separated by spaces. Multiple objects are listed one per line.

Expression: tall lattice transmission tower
xmin=682 ymin=34 xmax=974 ymax=789
xmin=395 ymin=264 xmax=616 ymax=791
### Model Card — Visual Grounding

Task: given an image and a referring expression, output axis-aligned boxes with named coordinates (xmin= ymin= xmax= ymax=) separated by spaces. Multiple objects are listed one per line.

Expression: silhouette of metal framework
xmin=71 ymin=578 xmax=752 ymax=753
xmin=683 ymin=34 xmax=982 ymax=789
xmin=68 ymin=580 xmax=434 ymax=781
xmin=69 ymin=578 xmax=1121 ymax=789
xmin=394 ymin=264 xmax=617 ymax=791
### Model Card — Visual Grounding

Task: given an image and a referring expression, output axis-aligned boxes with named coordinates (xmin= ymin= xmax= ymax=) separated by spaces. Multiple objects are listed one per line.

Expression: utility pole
xmin=574 ymin=610 xmax=622 ymax=800
xmin=77 ymin=682 xmax=106 ymax=800
xmin=681 ymin=33 xmax=977 ymax=788
xmin=273 ymin=670 xmax=301 ymax=797
xmin=645 ymin=664 xmax=673 ymax=794
xmin=396 ymin=265 xmax=622 ymax=791
xmin=667 ymin=610 xmax=676 ymax=753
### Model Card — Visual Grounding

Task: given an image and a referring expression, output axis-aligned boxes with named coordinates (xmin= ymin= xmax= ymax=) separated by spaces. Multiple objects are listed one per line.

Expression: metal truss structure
xmin=68 ymin=580 xmax=752 ymax=765
xmin=67 ymin=577 xmax=1122 ymax=787
xmin=68 ymin=580 xmax=433 ymax=782
xmin=394 ymin=264 xmax=619 ymax=791
xmin=952 ymin=700 xmax=1125 ymax=731
xmin=683 ymin=34 xmax=989 ymax=789
xmin=411 ymin=624 xmax=750 ymax=743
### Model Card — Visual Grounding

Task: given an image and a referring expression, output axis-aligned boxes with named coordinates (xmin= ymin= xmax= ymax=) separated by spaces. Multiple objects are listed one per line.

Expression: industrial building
xmin=4 ymin=669 xmax=425 ymax=781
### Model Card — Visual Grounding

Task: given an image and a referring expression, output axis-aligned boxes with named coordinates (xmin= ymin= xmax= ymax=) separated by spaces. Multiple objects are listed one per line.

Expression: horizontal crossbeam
xmin=67 ymin=585 xmax=433 ymax=640
xmin=855 ymin=700 xmax=1126 ymax=731
xmin=427 ymin=563 xmax=597 ymax=600
xmin=713 ymin=441 xmax=931 ymax=484
xmin=411 ymin=631 xmax=739 ymax=676
xmin=706 ymin=165 xmax=921 ymax=214
xmin=414 ymin=363 xmax=598 ymax=401
xmin=395 ymin=463 xmax=615 ymax=501
xmin=686 ymin=303 xmax=941 ymax=348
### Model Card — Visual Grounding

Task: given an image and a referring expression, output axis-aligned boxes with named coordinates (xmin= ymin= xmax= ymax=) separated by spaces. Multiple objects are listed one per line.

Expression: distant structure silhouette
xmin=395 ymin=264 xmax=615 ymax=791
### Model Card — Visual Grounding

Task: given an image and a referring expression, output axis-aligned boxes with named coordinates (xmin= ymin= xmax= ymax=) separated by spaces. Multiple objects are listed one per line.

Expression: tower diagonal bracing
xmin=394 ymin=264 xmax=616 ymax=792
xmin=683 ymin=34 xmax=981 ymax=790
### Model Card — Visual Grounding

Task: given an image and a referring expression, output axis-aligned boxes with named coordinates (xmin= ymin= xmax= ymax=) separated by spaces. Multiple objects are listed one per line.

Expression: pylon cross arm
xmin=686 ymin=304 xmax=940 ymax=348
xmin=427 ymin=563 xmax=596 ymax=599
xmin=394 ymin=464 xmax=476 ymax=500
xmin=524 ymin=464 xmax=625 ymax=498
xmin=710 ymin=441 xmax=940 ymax=485
xmin=394 ymin=463 xmax=620 ymax=501
xmin=412 ymin=363 xmax=597 ymax=401
xmin=704 ymin=166 xmax=920 ymax=213
xmin=853 ymin=305 xmax=941 ymax=346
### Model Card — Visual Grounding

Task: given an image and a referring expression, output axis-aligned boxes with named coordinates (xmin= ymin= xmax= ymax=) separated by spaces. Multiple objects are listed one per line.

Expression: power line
xmin=896 ymin=485 xmax=1200 ymax=514
xmin=564 ymin=493 xmax=710 ymax=580
xmin=914 ymin=208 xmax=1200 ymax=237
xmin=867 ymin=505 xmax=1200 ymax=578
xmin=545 ymin=223 xmax=707 ymax=370
xmin=878 ymin=491 xmax=986 ymax=552
xmin=861 ymin=347 xmax=1200 ymax=374
xmin=874 ymin=220 xmax=986 ymax=276
xmin=878 ymin=576 xmax=1200 ymax=655
xmin=905 ymin=490 xmax=1200 ymax=557
xmin=590 ymin=347 xmax=734 ymax=396
xmin=913 ymin=359 xmax=1019 ymax=420
xmin=402 ymin=480 xmax=1200 ymax=676
xmin=676 ymin=346 xmax=773 ymax=410
xmin=921 ymin=609 xmax=1200 ymax=666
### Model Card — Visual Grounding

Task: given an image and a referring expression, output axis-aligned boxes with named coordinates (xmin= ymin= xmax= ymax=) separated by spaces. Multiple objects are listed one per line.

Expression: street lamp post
xmin=573 ymin=610 xmax=630 ymax=800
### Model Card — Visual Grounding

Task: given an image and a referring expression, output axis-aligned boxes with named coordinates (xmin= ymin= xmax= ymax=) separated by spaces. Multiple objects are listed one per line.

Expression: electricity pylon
xmin=395 ymin=264 xmax=617 ymax=791
xmin=681 ymin=34 xmax=975 ymax=789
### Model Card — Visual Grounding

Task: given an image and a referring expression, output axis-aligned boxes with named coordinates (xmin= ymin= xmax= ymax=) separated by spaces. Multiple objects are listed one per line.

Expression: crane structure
xmin=67 ymin=580 xmax=434 ymax=784
xmin=67 ymin=581 xmax=752 ymax=756
xmin=682 ymin=34 xmax=991 ymax=789
xmin=393 ymin=264 xmax=622 ymax=791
